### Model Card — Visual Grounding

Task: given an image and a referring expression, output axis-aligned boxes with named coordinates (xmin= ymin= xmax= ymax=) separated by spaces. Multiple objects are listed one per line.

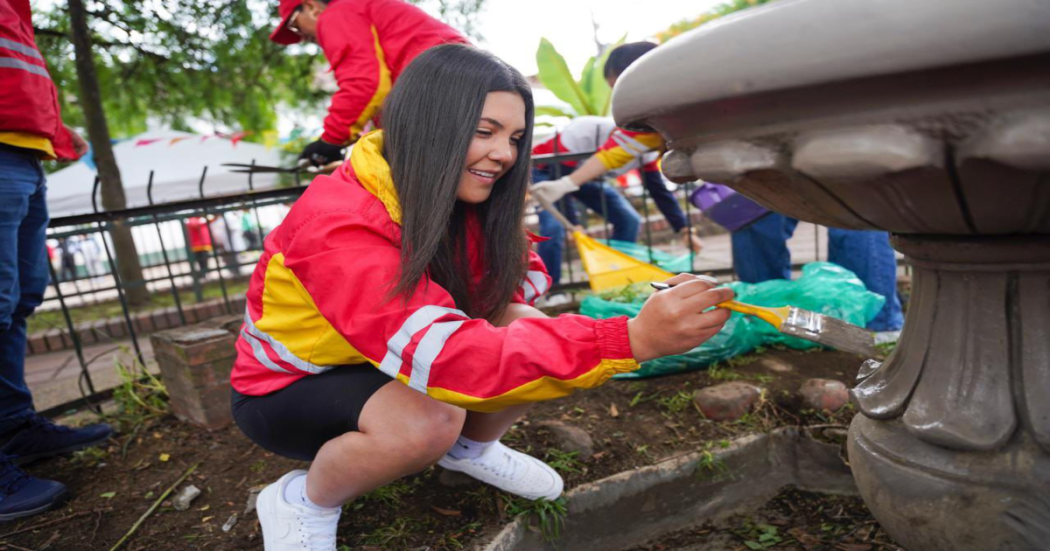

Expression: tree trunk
xmin=67 ymin=0 xmax=149 ymax=307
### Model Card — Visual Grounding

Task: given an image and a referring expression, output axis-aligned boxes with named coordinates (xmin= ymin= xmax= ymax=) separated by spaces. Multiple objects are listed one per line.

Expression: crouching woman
xmin=230 ymin=44 xmax=733 ymax=550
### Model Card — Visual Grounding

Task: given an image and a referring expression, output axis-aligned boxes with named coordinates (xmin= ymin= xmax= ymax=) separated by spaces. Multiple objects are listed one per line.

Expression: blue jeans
xmin=731 ymin=213 xmax=904 ymax=331
xmin=534 ymin=166 xmax=641 ymax=283
xmin=0 ymin=146 xmax=49 ymax=432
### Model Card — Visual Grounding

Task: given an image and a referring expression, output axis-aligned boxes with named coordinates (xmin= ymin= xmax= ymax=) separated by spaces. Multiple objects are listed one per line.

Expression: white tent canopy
xmin=46 ymin=129 xmax=285 ymax=218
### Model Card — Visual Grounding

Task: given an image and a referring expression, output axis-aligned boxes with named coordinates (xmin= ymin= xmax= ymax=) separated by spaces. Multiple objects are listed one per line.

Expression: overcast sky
xmin=476 ymin=0 xmax=723 ymax=77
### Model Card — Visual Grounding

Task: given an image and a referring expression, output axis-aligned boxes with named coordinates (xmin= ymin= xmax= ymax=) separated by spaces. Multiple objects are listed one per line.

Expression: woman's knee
xmin=396 ymin=403 xmax=466 ymax=466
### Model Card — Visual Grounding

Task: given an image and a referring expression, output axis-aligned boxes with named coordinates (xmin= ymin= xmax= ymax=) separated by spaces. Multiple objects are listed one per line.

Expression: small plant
xmin=657 ymin=391 xmax=695 ymax=418
xmin=875 ymin=340 xmax=898 ymax=357
xmin=738 ymin=522 xmax=782 ymax=549
xmin=544 ymin=448 xmax=584 ymax=474
xmin=71 ymin=445 xmax=108 ymax=467
xmin=359 ymin=517 xmax=418 ymax=548
xmin=249 ymin=460 xmax=266 ymax=473
xmin=707 ymin=363 xmax=742 ymax=382
xmin=111 ymin=355 xmax=169 ymax=429
xmin=435 ymin=521 xmax=482 ymax=549
xmin=694 ymin=443 xmax=730 ymax=481
xmin=351 ymin=478 xmax=419 ymax=510
xmin=502 ymin=495 xmax=568 ymax=543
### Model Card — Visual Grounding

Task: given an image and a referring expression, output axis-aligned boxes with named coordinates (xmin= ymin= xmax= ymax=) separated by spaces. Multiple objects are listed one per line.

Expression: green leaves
xmin=535 ymin=35 xmax=626 ymax=119
xmin=536 ymin=38 xmax=594 ymax=117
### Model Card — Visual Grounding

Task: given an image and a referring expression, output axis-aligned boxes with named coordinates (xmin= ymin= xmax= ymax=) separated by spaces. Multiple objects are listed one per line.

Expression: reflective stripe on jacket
xmin=231 ymin=131 xmax=639 ymax=411
xmin=0 ymin=0 xmax=76 ymax=160
xmin=594 ymin=128 xmax=664 ymax=172
xmin=533 ymin=116 xmax=660 ymax=177
xmin=316 ymin=0 xmax=469 ymax=146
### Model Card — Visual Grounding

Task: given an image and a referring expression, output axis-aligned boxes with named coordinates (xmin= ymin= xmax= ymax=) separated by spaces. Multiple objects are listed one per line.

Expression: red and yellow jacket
xmin=0 ymin=0 xmax=77 ymax=160
xmin=315 ymin=0 xmax=469 ymax=146
xmin=231 ymin=131 xmax=640 ymax=411
xmin=593 ymin=128 xmax=664 ymax=173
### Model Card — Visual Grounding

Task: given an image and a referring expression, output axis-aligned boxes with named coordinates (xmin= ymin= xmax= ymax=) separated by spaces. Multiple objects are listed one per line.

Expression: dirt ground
xmin=627 ymin=488 xmax=902 ymax=551
xmin=4 ymin=347 xmax=891 ymax=550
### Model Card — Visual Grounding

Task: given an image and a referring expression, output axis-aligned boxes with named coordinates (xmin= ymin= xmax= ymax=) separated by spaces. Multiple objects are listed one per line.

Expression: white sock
xmin=283 ymin=473 xmax=337 ymax=512
xmin=447 ymin=435 xmax=496 ymax=460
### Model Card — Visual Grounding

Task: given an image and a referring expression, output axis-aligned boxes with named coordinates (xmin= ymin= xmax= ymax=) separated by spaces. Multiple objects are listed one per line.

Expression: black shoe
xmin=0 ymin=454 xmax=68 ymax=521
xmin=0 ymin=413 xmax=113 ymax=466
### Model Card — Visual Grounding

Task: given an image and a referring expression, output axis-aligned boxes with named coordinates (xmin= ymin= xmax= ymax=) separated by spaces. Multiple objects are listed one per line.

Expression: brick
xmin=164 ymin=306 xmax=184 ymax=327
xmin=91 ymin=319 xmax=113 ymax=342
xmin=106 ymin=318 xmax=128 ymax=339
xmin=76 ymin=324 xmax=97 ymax=346
xmin=26 ymin=332 xmax=47 ymax=355
xmin=152 ymin=326 xmax=235 ymax=366
xmin=183 ymin=304 xmax=200 ymax=324
xmin=200 ymin=314 xmax=243 ymax=336
xmin=153 ymin=322 xmax=236 ymax=431
xmin=134 ymin=314 xmax=156 ymax=335
xmin=44 ymin=329 xmax=65 ymax=351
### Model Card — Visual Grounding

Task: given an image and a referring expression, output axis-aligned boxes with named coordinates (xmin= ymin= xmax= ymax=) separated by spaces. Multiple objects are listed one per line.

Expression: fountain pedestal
xmin=611 ymin=0 xmax=1050 ymax=548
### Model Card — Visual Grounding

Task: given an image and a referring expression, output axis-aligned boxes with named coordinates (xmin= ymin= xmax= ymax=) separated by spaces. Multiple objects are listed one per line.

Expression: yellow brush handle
xmin=717 ymin=300 xmax=791 ymax=329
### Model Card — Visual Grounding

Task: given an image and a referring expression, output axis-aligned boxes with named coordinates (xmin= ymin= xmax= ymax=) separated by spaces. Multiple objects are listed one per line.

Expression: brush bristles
xmin=781 ymin=308 xmax=876 ymax=357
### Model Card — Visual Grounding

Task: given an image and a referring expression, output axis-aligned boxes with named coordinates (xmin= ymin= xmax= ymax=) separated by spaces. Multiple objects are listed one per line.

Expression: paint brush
xmin=650 ymin=281 xmax=876 ymax=357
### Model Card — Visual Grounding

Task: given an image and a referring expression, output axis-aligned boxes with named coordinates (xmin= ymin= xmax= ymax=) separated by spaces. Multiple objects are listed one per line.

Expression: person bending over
xmin=231 ymin=44 xmax=733 ymax=550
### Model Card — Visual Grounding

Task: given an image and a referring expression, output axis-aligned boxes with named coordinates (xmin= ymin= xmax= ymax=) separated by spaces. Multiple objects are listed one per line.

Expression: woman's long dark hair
xmin=383 ymin=44 xmax=535 ymax=321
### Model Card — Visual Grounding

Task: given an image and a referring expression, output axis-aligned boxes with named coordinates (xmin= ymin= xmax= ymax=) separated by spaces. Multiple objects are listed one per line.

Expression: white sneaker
xmin=257 ymin=470 xmax=341 ymax=551
xmin=437 ymin=441 xmax=564 ymax=501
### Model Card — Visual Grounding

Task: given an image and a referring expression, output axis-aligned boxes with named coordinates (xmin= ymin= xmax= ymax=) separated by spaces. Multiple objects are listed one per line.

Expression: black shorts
xmin=231 ymin=364 xmax=393 ymax=461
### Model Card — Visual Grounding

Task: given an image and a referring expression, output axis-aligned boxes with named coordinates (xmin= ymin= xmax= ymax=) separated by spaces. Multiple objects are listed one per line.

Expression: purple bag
xmin=689 ymin=183 xmax=771 ymax=232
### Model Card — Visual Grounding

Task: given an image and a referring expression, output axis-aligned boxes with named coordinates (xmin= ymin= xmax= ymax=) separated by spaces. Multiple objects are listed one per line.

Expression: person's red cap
xmin=270 ymin=0 xmax=303 ymax=45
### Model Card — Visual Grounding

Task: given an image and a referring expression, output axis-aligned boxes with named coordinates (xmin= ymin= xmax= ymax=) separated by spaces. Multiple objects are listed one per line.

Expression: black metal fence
xmin=37 ymin=147 xmax=825 ymax=418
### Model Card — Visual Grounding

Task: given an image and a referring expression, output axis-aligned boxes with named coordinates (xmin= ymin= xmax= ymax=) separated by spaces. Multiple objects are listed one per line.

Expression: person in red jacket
xmin=0 ymin=0 xmax=113 ymax=521
xmin=270 ymin=0 xmax=470 ymax=167
xmin=235 ymin=45 xmax=733 ymax=548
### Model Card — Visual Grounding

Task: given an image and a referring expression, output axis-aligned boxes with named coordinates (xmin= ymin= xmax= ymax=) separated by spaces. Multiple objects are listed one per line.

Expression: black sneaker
xmin=0 ymin=413 xmax=113 ymax=466
xmin=0 ymin=454 xmax=68 ymax=521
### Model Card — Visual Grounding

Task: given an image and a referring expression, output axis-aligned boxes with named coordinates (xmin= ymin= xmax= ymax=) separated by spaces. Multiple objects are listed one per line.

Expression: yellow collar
xmin=349 ymin=130 xmax=402 ymax=224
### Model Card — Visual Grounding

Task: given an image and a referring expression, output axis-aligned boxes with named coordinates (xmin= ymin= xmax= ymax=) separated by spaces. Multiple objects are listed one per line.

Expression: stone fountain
xmin=612 ymin=0 xmax=1050 ymax=548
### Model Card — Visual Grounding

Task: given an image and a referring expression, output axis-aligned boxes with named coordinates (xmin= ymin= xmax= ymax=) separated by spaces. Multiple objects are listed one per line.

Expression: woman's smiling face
xmin=457 ymin=91 xmax=527 ymax=204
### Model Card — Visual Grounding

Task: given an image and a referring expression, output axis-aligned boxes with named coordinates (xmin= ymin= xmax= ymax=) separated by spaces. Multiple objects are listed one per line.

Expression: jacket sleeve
xmin=594 ymin=128 xmax=665 ymax=172
xmin=510 ymin=248 xmax=552 ymax=307
xmin=316 ymin=6 xmax=391 ymax=146
xmin=283 ymin=210 xmax=639 ymax=412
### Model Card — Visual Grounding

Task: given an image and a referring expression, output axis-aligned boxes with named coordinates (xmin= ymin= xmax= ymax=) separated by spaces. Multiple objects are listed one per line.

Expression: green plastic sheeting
xmin=602 ymin=239 xmax=694 ymax=274
xmin=580 ymin=262 xmax=886 ymax=379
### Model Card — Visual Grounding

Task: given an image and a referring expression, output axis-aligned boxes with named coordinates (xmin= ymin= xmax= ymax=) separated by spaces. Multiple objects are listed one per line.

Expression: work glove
xmin=531 ymin=176 xmax=578 ymax=205
xmin=299 ymin=139 xmax=346 ymax=167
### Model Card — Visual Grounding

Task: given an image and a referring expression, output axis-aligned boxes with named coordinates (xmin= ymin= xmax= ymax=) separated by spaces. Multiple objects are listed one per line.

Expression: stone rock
xmin=693 ymin=382 xmax=763 ymax=421
xmin=244 ymin=486 xmax=265 ymax=515
xmin=757 ymin=356 xmax=794 ymax=373
xmin=535 ymin=420 xmax=595 ymax=457
xmin=172 ymin=484 xmax=201 ymax=511
xmin=799 ymin=378 xmax=849 ymax=412
xmin=222 ymin=514 xmax=238 ymax=533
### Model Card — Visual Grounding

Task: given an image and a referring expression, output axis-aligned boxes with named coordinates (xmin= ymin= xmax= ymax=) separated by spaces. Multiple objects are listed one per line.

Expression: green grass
xmin=28 ymin=279 xmax=249 ymax=334
xmin=657 ymin=390 xmax=696 ymax=417
xmin=544 ymin=448 xmax=584 ymax=474
xmin=694 ymin=443 xmax=731 ymax=482
xmin=348 ymin=478 xmax=420 ymax=510
xmin=359 ymin=517 xmax=421 ymax=548
xmin=502 ymin=496 xmax=568 ymax=542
